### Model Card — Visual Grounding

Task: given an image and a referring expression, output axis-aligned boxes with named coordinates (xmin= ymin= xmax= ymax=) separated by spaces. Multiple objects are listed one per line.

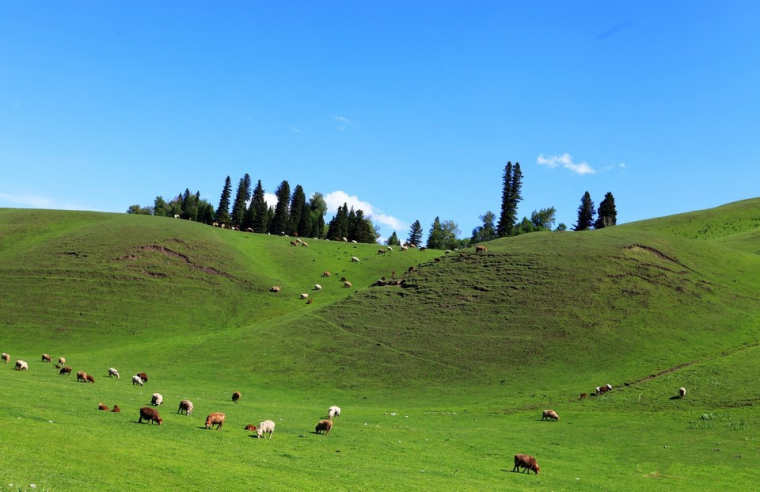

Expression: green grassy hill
xmin=1 ymin=201 xmax=759 ymax=490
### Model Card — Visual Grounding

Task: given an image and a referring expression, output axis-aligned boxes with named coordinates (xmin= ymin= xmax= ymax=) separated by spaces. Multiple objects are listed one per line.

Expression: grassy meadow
xmin=1 ymin=201 xmax=760 ymax=490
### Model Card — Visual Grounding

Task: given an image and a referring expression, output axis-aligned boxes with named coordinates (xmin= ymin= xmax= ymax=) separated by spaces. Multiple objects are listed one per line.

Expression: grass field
xmin=1 ymin=201 xmax=760 ymax=490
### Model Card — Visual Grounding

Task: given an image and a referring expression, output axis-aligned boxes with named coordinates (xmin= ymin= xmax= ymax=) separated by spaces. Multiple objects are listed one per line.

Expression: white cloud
xmin=264 ymin=192 xmax=278 ymax=207
xmin=0 ymin=192 xmax=88 ymax=210
xmin=323 ymin=190 xmax=405 ymax=231
xmin=537 ymin=153 xmax=596 ymax=175
xmin=333 ymin=115 xmax=353 ymax=131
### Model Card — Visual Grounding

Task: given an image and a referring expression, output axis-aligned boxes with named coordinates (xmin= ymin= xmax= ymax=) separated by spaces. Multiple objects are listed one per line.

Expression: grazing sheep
xmin=15 ymin=360 xmax=29 ymax=371
xmin=85 ymin=373 xmax=95 ymax=383
xmin=232 ymin=391 xmax=241 ymax=402
xmin=76 ymin=371 xmax=88 ymax=382
xmin=340 ymin=276 xmax=348 ymax=282
xmin=476 ymin=245 xmax=488 ymax=253
xmin=1 ymin=352 xmax=9 ymax=363
xmin=59 ymin=366 xmax=72 ymax=375
xmin=256 ymin=420 xmax=275 ymax=439
xmin=111 ymin=405 xmax=121 ymax=413
xmin=328 ymin=406 xmax=341 ymax=418
xmin=108 ymin=368 xmax=120 ymax=380
xmin=387 ymin=246 xmax=393 ymax=251
xmin=177 ymin=400 xmax=193 ymax=415
xmin=132 ymin=375 xmax=144 ymax=386
xmin=173 ymin=214 xmax=180 ymax=219
xmin=301 ymin=241 xmax=309 ymax=247
xmin=300 ymin=293 xmax=309 ymax=299
xmin=244 ymin=424 xmax=257 ymax=431
xmin=98 ymin=403 xmax=109 ymax=411
xmin=579 ymin=393 xmax=587 ymax=400
xmin=351 ymin=256 xmax=360 ymax=263
xmin=306 ymin=298 xmax=313 ymax=305
xmin=342 ymin=237 xmax=348 ymax=242
xmin=314 ymin=284 xmax=322 ymax=290
xmin=343 ymin=281 xmax=352 ymax=288
xmin=137 ymin=372 xmax=149 ymax=383
xmin=401 ymin=246 xmax=408 ymax=251
xmin=351 ymin=240 xmax=358 ymax=244
xmin=205 ymin=412 xmax=226 ymax=430
xmin=322 ymin=271 xmax=331 ymax=277
xmin=513 ymin=454 xmax=540 ymax=474
xmin=270 ymin=286 xmax=281 ymax=293
xmin=678 ymin=387 xmax=687 ymax=398
xmin=315 ymin=419 xmax=333 ymax=435
xmin=151 ymin=393 xmax=164 ymax=406
xmin=606 ymin=383 xmax=613 ymax=391
xmin=212 ymin=222 xmax=219 ymax=227
xmin=138 ymin=407 xmax=163 ymax=425
xmin=541 ymin=409 xmax=559 ymax=421
xmin=377 ymin=249 xmax=386 ymax=255
xmin=57 ymin=356 xmax=66 ymax=366
xmin=41 ymin=353 xmax=51 ymax=363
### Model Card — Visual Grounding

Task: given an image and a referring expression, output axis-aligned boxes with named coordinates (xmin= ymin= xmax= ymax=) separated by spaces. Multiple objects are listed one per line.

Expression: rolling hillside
xmin=1 ymin=201 xmax=759 ymax=490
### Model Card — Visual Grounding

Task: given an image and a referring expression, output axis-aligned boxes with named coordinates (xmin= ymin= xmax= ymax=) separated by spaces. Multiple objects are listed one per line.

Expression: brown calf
xmin=138 ymin=407 xmax=162 ymax=425
xmin=513 ymin=454 xmax=540 ymax=474
xmin=205 ymin=412 xmax=225 ymax=430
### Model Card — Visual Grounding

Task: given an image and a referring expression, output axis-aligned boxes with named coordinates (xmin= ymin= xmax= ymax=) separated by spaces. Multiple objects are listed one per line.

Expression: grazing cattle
xmin=351 ymin=256 xmax=360 ymax=263
xmin=132 ymin=375 xmax=144 ymax=386
xmin=315 ymin=419 xmax=333 ymax=435
xmin=76 ymin=371 xmax=88 ymax=382
xmin=270 ymin=286 xmax=281 ymax=293
xmin=596 ymin=385 xmax=611 ymax=395
xmin=151 ymin=393 xmax=164 ymax=406
xmin=177 ymin=400 xmax=194 ymax=415
xmin=322 ymin=271 xmax=331 ymax=277
xmin=15 ymin=360 xmax=29 ymax=371
xmin=57 ymin=356 xmax=66 ymax=367
xmin=1 ymin=352 xmax=9 ymax=363
xmin=419 ymin=247 xmax=426 ymax=251
xmin=232 ymin=391 xmax=241 ymax=402
xmin=678 ymin=387 xmax=687 ymax=398
xmin=136 ymin=372 xmax=149 ymax=383
xmin=328 ymin=406 xmax=341 ymax=418
xmin=300 ymin=293 xmax=309 ymax=299
xmin=41 ymin=353 xmax=51 ymax=363
xmin=111 ymin=405 xmax=121 ymax=413
xmin=108 ymin=368 xmax=120 ymax=380
xmin=475 ymin=245 xmax=488 ymax=253
xmin=98 ymin=403 xmax=109 ymax=411
xmin=513 ymin=454 xmax=540 ymax=474
xmin=244 ymin=424 xmax=257 ymax=432
xmin=541 ymin=409 xmax=560 ymax=421
xmin=343 ymin=281 xmax=352 ymax=288
xmin=314 ymin=284 xmax=322 ymax=290
xmin=387 ymin=246 xmax=393 ymax=251
xmin=138 ymin=407 xmax=162 ymax=425
xmin=256 ymin=420 xmax=275 ymax=439
xmin=59 ymin=366 xmax=72 ymax=375
xmin=579 ymin=393 xmax=587 ymax=400
xmin=205 ymin=412 xmax=226 ymax=430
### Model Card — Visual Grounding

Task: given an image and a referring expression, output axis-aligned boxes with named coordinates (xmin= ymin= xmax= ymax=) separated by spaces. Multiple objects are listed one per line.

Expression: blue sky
xmin=1 ymin=2 xmax=759 ymax=241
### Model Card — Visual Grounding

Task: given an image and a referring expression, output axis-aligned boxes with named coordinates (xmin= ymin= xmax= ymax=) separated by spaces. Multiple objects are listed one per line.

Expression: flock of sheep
xmin=4 ymin=352 xmax=342 ymax=440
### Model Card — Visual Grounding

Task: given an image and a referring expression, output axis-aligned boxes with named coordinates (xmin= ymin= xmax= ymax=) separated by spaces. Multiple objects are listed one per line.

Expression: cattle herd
xmin=3 ymin=349 xmax=688 ymax=479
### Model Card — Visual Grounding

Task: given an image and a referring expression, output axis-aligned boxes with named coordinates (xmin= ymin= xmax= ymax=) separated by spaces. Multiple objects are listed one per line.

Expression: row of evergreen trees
xmin=574 ymin=191 xmax=617 ymax=231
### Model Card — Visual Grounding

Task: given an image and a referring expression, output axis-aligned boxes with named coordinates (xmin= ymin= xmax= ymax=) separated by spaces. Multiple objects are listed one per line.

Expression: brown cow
xmin=579 ymin=393 xmax=587 ymax=400
xmin=41 ymin=353 xmax=51 ymax=363
xmin=205 ymin=412 xmax=225 ymax=430
xmin=111 ymin=405 xmax=121 ymax=413
xmin=136 ymin=372 xmax=149 ymax=383
xmin=232 ymin=391 xmax=241 ymax=402
xmin=541 ymin=409 xmax=559 ymax=421
xmin=476 ymin=245 xmax=488 ymax=253
xmin=98 ymin=403 xmax=109 ymax=411
xmin=315 ymin=419 xmax=333 ymax=435
xmin=322 ymin=271 xmax=331 ymax=277
xmin=59 ymin=366 xmax=72 ymax=375
xmin=76 ymin=371 xmax=90 ymax=382
xmin=513 ymin=454 xmax=540 ymax=474
xmin=138 ymin=407 xmax=162 ymax=425
xmin=244 ymin=424 xmax=257 ymax=432
xmin=85 ymin=373 xmax=95 ymax=383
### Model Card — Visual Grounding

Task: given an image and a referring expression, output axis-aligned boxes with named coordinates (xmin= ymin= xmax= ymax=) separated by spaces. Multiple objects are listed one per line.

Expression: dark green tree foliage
xmin=407 ymin=220 xmax=423 ymax=247
xmin=153 ymin=196 xmax=169 ymax=217
xmin=427 ymin=217 xmax=443 ymax=248
xmin=215 ymin=176 xmax=233 ymax=225
xmin=127 ymin=204 xmax=152 ymax=215
xmin=248 ymin=180 xmax=268 ymax=232
xmin=197 ymin=200 xmax=215 ymax=224
xmin=309 ymin=193 xmax=327 ymax=238
xmin=297 ymin=201 xmax=312 ymax=238
xmin=427 ymin=217 xmax=460 ymax=249
xmin=350 ymin=209 xmax=376 ymax=243
xmin=514 ymin=217 xmax=539 ymax=235
xmin=555 ymin=223 xmax=567 ymax=232
xmin=270 ymin=180 xmax=291 ymax=234
xmin=530 ymin=207 xmax=556 ymax=230
xmin=387 ymin=232 xmax=401 ymax=246
xmin=265 ymin=206 xmax=275 ymax=233
xmin=168 ymin=194 xmax=183 ymax=217
xmin=288 ymin=185 xmax=306 ymax=235
xmin=574 ymin=191 xmax=595 ymax=231
xmin=230 ymin=174 xmax=251 ymax=228
xmin=181 ymin=189 xmax=201 ymax=221
xmin=594 ymin=192 xmax=618 ymax=229
xmin=497 ymin=162 xmax=523 ymax=236
xmin=471 ymin=211 xmax=497 ymax=244
xmin=326 ymin=203 xmax=349 ymax=240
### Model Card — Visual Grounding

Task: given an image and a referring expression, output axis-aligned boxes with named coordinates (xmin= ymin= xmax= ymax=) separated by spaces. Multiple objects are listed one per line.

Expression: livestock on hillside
xmin=1 ymin=352 xmax=9 ymax=363
xmin=322 ymin=271 xmax=331 ymax=277
xmin=132 ymin=375 xmax=144 ymax=386
xmin=351 ymin=256 xmax=360 ymax=262
xmin=98 ymin=403 xmax=109 ymax=411
xmin=41 ymin=353 xmax=51 ymax=363
xmin=136 ymin=372 xmax=149 ymax=383
xmin=108 ymin=368 xmax=120 ymax=379
xmin=343 ymin=281 xmax=352 ymax=288
xmin=77 ymin=371 xmax=93 ymax=383
xmin=111 ymin=405 xmax=121 ymax=413
xmin=315 ymin=419 xmax=333 ymax=435
xmin=244 ymin=424 xmax=257 ymax=431
xmin=177 ymin=400 xmax=194 ymax=415
xmin=59 ymin=366 xmax=72 ymax=375
xmin=15 ymin=360 xmax=29 ymax=371
xmin=377 ymin=249 xmax=386 ymax=255
xmin=151 ymin=393 xmax=164 ymax=406
xmin=401 ymin=245 xmax=408 ymax=251
xmin=256 ymin=420 xmax=275 ymax=439
xmin=300 ymin=293 xmax=309 ymax=299
xmin=475 ymin=245 xmax=488 ymax=253
xmin=138 ymin=407 xmax=163 ymax=425
xmin=513 ymin=454 xmax=540 ymax=474
xmin=579 ymin=393 xmax=587 ymax=400
xmin=314 ymin=284 xmax=322 ymax=290
xmin=57 ymin=356 xmax=66 ymax=367
xmin=232 ymin=391 xmax=241 ymax=402
xmin=678 ymin=387 xmax=687 ymax=398
xmin=205 ymin=412 xmax=226 ymax=430
xmin=541 ymin=409 xmax=559 ymax=421
xmin=328 ymin=406 xmax=341 ymax=418
xmin=270 ymin=286 xmax=281 ymax=293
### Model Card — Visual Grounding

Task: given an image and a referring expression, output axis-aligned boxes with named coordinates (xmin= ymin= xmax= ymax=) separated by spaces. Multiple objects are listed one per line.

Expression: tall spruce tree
xmin=594 ymin=192 xmax=617 ymax=229
xmin=574 ymin=191 xmax=595 ymax=231
xmin=407 ymin=220 xmax=423 ymax=247
xmin=427 ymin=216 xmax=443 ymax=249
xmin=297 ymin=201 xmax=312 ymax=238
xmin=265 ymin=206 xmax=274 ymax=233
xmin=496 ymin=162 xmax=523 ymax=236
xmin=249 ymin=180 xmax=268 ymax=232
xmin=230 ymin=174 xmax=251 ymax=228
xmin=215 ymin=176 xmax=233 ymax=225
xmin=326 ymin=203 xmax=349 ymax=240
xmin=309 ymin=193 xmax=327 ymax=238
xmin=387 ymin=231 xmax=401 ymax=246
xmin=270 ymin=180 xmax=291 ymax=234
xmin=288 ymin=185 xmax=306 ymax=235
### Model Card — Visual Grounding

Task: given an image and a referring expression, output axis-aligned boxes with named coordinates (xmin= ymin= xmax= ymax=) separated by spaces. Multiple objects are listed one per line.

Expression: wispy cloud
xmin=333 ymin=115 xmax=353 ymax=131
xmin=596 ymin=21 xmax=632 ymax=40
xmin=0 ymin=192 xmax=88 ymax=210
xmin=537 ymin=153 xmax=596 ymax=175
xmin=324 ymin=190 xmax=405 ymax=231
xmin=264 ymin=192 xmax=278 ymax=207
xmin=601 ymin=162 xmax=627 ymax=172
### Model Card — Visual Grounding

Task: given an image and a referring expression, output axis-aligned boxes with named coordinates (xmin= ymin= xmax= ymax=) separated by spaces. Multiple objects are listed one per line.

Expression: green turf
xmin=1 ymin=200 xmax=759 ymax=490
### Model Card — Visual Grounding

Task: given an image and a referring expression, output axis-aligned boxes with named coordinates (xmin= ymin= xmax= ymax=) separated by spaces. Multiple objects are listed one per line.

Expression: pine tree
xmin=230 ymin=173 xmax=251 ymax=228
xmin=407 ymin=220 xmax=423 ymax=247
xmin=427 ymin=216 xmax=443 ymax=249
xmin=594 ymin=192 xmax=617 ymax=229
xmin=265 ymin=206 xmax=274 ymax=233
xmin=153 ymin=196 xmax=169 ymax=217
xmin=248 ymin=180 xmax=268 ymax=233
xmin=326 ymin=203 xmax=350 ymax=240
xmin=308 ymin=193 xmax=327 ymax=238
xmin=297 ymin=201 xmax=312 ymax=238
xmin=270 ymin=180 xmax=291 ymax=234
xmin=471 ymin=211 xmax=496 ymax=243
xmin=387 ymin=232 xmax=401 ymax=246
xmin=574 ymin=191 xmax=595 ymax=231
xmin=496 ymin=162 xmax=513 ymax=236
xmin=215 ymin=176 xmax=233 ymax=225
xmin=288 ymin=185 xmax=306 ymax=235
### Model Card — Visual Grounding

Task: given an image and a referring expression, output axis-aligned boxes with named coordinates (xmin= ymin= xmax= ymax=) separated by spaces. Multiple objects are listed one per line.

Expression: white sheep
xmin=401 ymin=246 xmax=409 ymax=251
xmin=678 ymin=387 xmax=686 ymax=398
xmin=15 ymin=360 xmax=29 ymax=371
xmin=108 ymin=367 xmax=120 ymax=380
xmin=151 ymin=393 xmax=164 ymax=406
xmin=314 ymin=284 xmax=322 ymax=290
xmin=351 ymin=240 xmax=357 ymax=244
xmin=132 ymin=375 xmax=144 ymax=386
xmin=300 ymin=293 xmax=309 ymax=299
xmin=606 ymin=384 xmax=613 ymax=391
xmin=351 ymin=256 xmax=360 ymax=263
xmin=256 ymin=420 xmax=276 ymax=439
xmin=2 ymin=352 xmax=10 ymax=363
xmin=387 ymin=246 xmax=393 ymax=251
xmin=328 ymin=405 xmax=341 ymax=418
